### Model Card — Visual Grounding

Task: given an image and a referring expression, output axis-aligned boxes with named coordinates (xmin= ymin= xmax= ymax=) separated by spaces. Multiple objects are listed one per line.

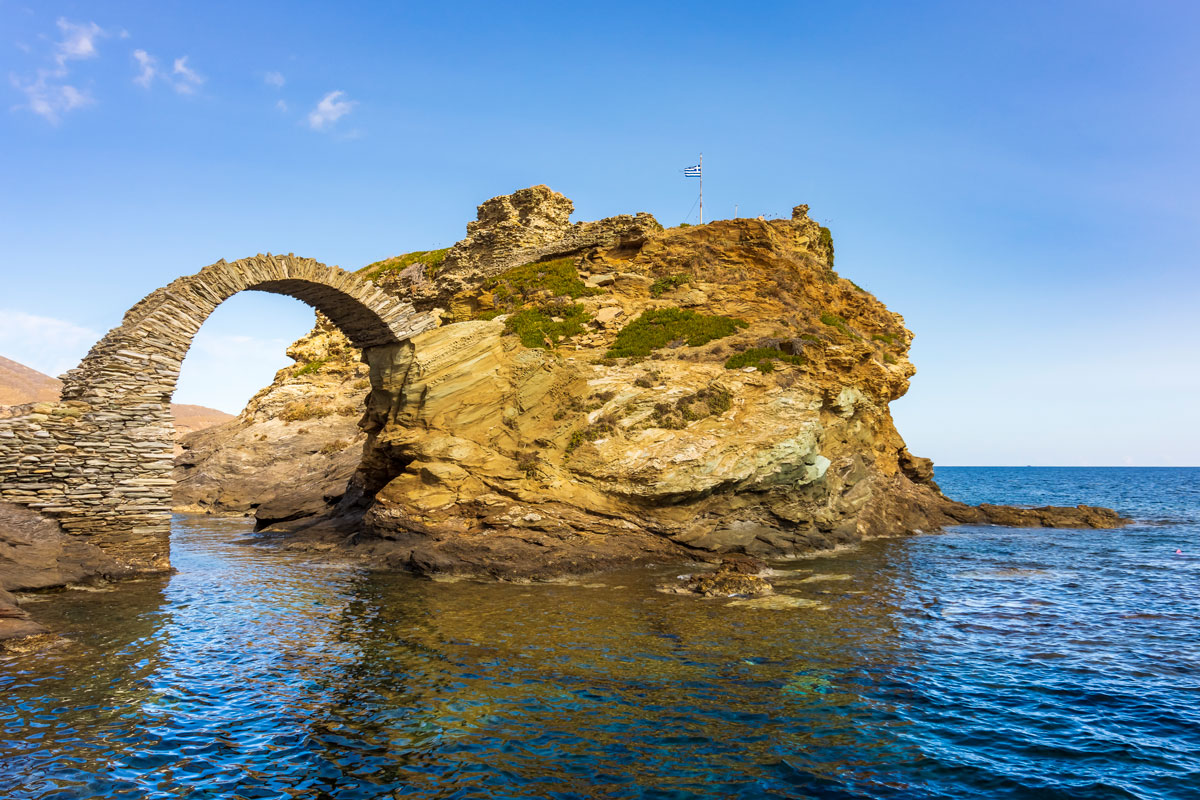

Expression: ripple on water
xmin=2 ymin=468 xmax=1200 ymax=798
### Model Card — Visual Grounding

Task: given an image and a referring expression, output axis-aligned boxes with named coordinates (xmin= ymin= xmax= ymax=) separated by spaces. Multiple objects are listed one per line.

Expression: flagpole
xmin=699 ymin=153 xmax=703 ymax=225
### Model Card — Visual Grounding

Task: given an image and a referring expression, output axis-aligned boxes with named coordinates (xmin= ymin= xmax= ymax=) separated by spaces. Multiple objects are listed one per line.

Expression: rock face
xmin=174 ymin=320 xmax=370 ymax=526
xmin=193 ymin=186 xmax=1126 ymax=580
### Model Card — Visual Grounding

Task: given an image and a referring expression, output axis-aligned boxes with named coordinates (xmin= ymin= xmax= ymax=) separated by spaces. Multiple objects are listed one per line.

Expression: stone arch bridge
xmin=0 ymin=254 xmax=436 ymax=573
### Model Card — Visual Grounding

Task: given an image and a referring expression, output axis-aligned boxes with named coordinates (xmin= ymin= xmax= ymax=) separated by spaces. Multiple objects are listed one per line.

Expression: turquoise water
xmin=2 ymin=467 xmax=1198 ymax=799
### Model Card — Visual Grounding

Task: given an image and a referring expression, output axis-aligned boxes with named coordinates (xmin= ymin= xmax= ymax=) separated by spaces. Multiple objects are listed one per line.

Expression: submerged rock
xmin=674 ymin=557 xmax=774 ymax=598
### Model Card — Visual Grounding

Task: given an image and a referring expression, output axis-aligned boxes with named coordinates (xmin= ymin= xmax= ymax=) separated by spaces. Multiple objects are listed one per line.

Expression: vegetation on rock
xmin=294 ymin=359 xmax=326 ymax=376
xmin=357 ymin=248 xmax=451 ymax=282
xmin=724 ymin=347 xmax=806 ymax=373
xmin=483 ymin=257 xmax=603 ymax=310
xmin=649 ymin=273 xmax=692 ymax=297
xmin=820 ymin=312 xmax=859 ymax=339
xmin=819 ymin=225 xmax=835 ymax=265
xmin=651 ymin=386 xmax=732 ymax=429
xmin=502 ymin=304 xmax=591 ymax=349
xmin=605 ymin=308 xmax=748 ymax=359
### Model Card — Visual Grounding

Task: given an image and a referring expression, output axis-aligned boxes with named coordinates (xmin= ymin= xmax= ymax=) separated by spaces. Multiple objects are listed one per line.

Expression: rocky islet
xmin=0 ymin=186 xmax=1128 ymax=643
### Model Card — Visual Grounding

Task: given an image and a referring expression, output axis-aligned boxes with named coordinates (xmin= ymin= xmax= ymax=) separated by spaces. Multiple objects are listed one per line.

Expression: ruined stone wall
xmin=0 ymin=254 xmax=437 ymax=573
xmin=408 ymin=185 xmax=661 ymax=306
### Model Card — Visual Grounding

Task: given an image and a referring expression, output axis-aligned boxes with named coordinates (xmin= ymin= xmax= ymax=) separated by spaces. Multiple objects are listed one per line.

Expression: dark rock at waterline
xmin=0 ymin=502 xmax=129 ymax=643
xmin=674 ymin=556 xmax=774 ymax=598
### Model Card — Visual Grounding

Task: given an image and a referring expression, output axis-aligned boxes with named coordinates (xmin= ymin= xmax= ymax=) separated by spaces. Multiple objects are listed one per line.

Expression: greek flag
xmin=683 ymin=164 xmax=701 ymax=177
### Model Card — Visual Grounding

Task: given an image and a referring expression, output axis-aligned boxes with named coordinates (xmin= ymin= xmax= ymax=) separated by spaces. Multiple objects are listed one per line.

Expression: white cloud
xmin=171 ymin=56 xmax=204 ymax=94
xmin=275 ymin=98 xmax=288 ymax=112
xmin=0 ymin=310 xmax=98 ymax=378
xmin=307 ymin=90 xmax=356 ymax=130
xmin=54 ymin=18 xmax=105 ymax=67
xmin=132 ymin=49 xmax=157 ymax=88
xmin=10 ymin=18 xmax=106 ymax=123
xmin=264 ymin=70 xmax=285 ymax=88
xmin=10 ymin=71 xmax=93 ymax=123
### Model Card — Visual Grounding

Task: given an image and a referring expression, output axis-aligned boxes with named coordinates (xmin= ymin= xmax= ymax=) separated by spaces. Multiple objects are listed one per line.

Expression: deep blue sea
xmin=2 ymin=467 xmax=1198 ymax=799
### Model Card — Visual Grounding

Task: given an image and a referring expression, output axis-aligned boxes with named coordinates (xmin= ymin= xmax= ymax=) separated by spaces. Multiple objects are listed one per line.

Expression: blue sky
xmin=1 ymin=0 xmax=1197 ymax=465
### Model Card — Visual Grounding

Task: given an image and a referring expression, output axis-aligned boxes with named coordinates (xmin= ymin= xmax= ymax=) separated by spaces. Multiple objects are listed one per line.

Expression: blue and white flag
xmin=683 ymin=164 xmax=701 ymax=177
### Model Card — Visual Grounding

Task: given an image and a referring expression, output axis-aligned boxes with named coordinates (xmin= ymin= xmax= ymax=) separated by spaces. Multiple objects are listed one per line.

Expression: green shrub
xmin=294 ymin=359 xmax=326 ymax=376
xmin=650 ymin=273 xmax=691 ymax=297
xmin=484 ymin=257 xmax=602 ymax=310
xmin=820 ymin=313 xmax=858 ymax=339
xmin=883 ymin=353 xmax=897 ymax=365
xmin=605 ymin=308 xmax=748 ymax=359
xmin=358 ymin=248 xmax=451 ymax=282
xmin=503 ymin=304 xmax=591 ymax=349
xmin=872 ymin=332 xmax=900 ymax=346
xmin=724 ymin=347 xmax=806 ymax=373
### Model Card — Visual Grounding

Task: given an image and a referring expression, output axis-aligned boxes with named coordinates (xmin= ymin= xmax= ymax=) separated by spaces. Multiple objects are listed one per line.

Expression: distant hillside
xmin=0 ymin=355 xmax=60 ymax=405
xmin=0 ymin=354 xmax=233 ymax=435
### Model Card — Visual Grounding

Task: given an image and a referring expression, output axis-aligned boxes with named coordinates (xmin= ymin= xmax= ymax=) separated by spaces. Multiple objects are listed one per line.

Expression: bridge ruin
xmin=0 ymin=254 xmax=436 ymax=573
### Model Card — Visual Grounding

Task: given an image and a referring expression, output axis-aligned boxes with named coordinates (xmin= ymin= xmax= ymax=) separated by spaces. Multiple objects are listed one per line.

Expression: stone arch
xmin=61 ymin=254 xmax=430 ymax=404
xmin=0 ymin=254 xmax=437 ymax=573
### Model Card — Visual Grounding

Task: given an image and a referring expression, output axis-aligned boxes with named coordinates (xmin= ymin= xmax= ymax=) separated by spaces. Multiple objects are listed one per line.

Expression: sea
xmin=1 ymin=467 xmax=1197 ymax=799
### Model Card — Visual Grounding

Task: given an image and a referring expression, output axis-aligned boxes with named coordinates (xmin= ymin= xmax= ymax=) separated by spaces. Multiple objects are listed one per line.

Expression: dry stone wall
xmin=0 ymin=254 xmax=437 ymax=573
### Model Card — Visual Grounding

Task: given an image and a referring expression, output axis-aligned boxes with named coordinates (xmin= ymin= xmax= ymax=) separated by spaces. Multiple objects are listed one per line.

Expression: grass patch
xmin=605 ymin=308 xmax=748 ymax=359
xmin=820 ymin=313 xmax=858 ymax=339
xmin=484 ymin=257 xmax=603 ymax=310
xmin=883 ymin=353 xmax=897 ymax=365
xmin=724 ymin=347 xmax=806 ymax=373
xmin=358 ymin=248 xmax=450 ymax=282
xmin=318 ymin=439 xmax=351 ymax=455
xmin=294 ymin=359 xmax=326 ymax=377
xmin=872 ymin=332 xmax=900 ymax=346
xmin=280 ymin=401 xmax=334 ymax=422
xmin=650 ymin=273 xmax=691 ymax=297
xmin=504 ymin=304 xmax=591 ymax=349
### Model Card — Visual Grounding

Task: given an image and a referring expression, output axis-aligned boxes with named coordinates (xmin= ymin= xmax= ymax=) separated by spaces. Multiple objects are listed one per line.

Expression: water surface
xmin=2 ymin=467 xmax=1198 ymax=798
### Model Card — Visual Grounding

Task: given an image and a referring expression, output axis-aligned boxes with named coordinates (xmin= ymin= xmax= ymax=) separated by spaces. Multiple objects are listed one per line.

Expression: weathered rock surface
xmin=174 ymin=319 xmax=369 ymax=526
xmin=174 ymin=187 xmax=1130 ymax=580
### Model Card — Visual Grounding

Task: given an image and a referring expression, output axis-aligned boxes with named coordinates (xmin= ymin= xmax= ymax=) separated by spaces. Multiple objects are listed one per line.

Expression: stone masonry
xmin=0 ymin=254 xmax=437 ymax=574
